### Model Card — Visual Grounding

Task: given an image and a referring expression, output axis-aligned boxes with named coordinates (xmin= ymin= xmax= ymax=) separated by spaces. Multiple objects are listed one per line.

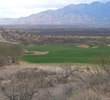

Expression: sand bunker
xmin=31 ymin=51 xmax=49 ymax=55
xmin=77 ymin=45 xmax=99 ymax=48
xmin=77 ymin=45 xmax=89 ymax=48
xmin=24 ymin=50 xmax=49 ymax=55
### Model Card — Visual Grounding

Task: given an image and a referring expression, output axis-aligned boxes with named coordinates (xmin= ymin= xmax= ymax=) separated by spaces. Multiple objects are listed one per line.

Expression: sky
xmin=0 ymin=0 xmax=110 ymax=18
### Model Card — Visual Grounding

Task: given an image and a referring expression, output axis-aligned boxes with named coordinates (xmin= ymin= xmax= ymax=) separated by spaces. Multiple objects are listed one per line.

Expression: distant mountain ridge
xmin=1 ymin=1 xmax=110 ymax=25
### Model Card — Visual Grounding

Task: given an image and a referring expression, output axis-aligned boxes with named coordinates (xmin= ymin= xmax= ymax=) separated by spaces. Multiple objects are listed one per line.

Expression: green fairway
xmin=23 ymin=45 xmax=110 ymax=64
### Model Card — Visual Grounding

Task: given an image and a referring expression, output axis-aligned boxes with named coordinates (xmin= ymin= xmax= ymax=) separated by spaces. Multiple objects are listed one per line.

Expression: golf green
xmin=23 ymin=45 xmax=110 ymax=64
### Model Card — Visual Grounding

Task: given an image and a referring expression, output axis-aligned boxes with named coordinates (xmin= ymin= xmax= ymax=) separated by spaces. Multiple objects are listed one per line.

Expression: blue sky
xmin=0 ymin=0 xmax=109 ymax=18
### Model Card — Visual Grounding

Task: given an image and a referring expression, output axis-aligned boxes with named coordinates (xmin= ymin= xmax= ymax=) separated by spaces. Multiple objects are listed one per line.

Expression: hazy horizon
xmin=0 ymin=0 xmax=110 ymax=18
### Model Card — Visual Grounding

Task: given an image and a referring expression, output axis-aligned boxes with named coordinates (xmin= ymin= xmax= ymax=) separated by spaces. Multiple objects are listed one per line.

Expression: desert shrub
xmin=77 ymin=56 xmax=110 ymax=98
xmin=68 ymin=89 xmax=101 ymax=100
xmin=55 ymin=65 xmax=78 ymax=84
xmin=0 ymin=65 xmax=79 ymax=100
xmin=0 ymin=44 xmax=23 ymax=66
xmin=0 ymin=68 xmax=57 ymax=100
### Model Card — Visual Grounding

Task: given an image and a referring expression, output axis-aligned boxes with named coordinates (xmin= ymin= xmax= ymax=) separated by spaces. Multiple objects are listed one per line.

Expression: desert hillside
xmin=0 ymin=28 xmax=40 ymax=44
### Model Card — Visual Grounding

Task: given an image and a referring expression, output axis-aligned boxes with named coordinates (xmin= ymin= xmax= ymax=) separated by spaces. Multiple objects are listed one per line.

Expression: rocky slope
xmin=0 ymin=28 xmax=40 ymax=44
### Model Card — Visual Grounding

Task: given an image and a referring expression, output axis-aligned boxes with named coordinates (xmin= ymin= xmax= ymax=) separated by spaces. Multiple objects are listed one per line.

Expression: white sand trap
xmin=32 ymin=51 xmax=49 ymax=55
xmin=77 ymin=45 xmax=89 ymax=48
xmin=24 ymin=50 xmax=49 ymax=55
xmin=77 ymin=45 xmax=99 ymax=48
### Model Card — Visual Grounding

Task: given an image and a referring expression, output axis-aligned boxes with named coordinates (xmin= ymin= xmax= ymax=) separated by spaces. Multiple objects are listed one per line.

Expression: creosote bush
xmin=0 ymin=44 xmax=23 ymax=67
xmin=77 ymin=56 xmax=110 ymax=99
xmin=0 ymin=61 xmax=110 ymax=100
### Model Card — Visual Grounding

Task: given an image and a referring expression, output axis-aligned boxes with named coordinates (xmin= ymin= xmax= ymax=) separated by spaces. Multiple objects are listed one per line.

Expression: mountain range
xmin=1 ymin=1 xmax=110 ymax=25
